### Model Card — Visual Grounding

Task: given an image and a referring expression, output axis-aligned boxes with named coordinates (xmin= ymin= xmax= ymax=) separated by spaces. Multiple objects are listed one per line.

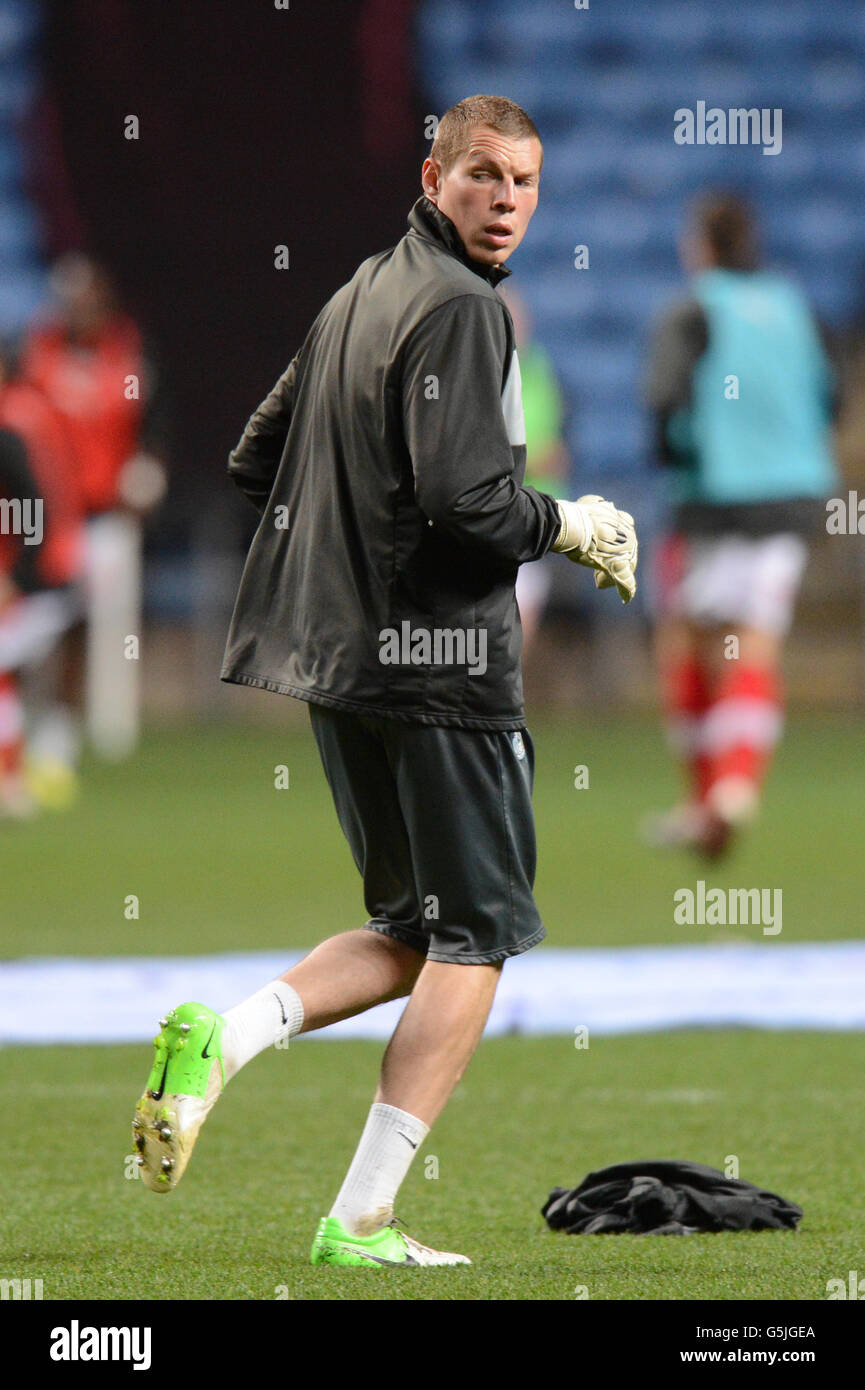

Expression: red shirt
xmin=21 ymin=315 xmax=145 ymax=516
xmin=0 ymin=381 xmax=84 ymax=587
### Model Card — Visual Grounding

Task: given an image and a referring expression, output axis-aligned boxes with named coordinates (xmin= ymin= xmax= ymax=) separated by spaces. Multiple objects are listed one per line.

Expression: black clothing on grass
xmin=543 ymin=1160 xmax=803 ymax=1235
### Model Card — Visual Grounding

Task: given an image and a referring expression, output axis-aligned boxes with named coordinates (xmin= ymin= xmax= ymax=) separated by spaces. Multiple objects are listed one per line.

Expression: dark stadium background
xmin=41 ymin=0 xmax=425 ymax=525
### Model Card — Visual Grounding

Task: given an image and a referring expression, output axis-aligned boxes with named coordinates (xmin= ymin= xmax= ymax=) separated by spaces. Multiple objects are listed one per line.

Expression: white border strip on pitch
xmin=2 ymin=942 xmax=865 ymax=1044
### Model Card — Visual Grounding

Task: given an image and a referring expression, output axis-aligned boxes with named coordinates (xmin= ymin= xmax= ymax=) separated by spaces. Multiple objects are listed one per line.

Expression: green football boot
xmin=132 ymin=1002 xmax=225 ymax=1194
xmin=310 ymin=1215 xmax=471 ymax=1268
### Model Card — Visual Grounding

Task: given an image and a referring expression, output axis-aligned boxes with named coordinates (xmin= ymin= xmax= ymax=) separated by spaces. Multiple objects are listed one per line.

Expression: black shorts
xmin=308 ymin=705 xmax=546 ymax=964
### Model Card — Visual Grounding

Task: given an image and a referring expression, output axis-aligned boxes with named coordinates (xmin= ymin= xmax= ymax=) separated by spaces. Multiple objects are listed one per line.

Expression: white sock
xmin=220 ymin=979 xmax=304 ymax=1082
xmin=329 ymin=1102 xmax=430 ymax=1236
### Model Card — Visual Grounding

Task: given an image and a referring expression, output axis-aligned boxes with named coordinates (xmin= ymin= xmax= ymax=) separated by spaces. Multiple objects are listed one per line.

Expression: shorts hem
xmin=364 ymin=918 xmax=547 ymax=964
xmin=427 ymin=922 xmax=547 ymax=964
xmin=363 ymin=920 xmax=429 ymax=956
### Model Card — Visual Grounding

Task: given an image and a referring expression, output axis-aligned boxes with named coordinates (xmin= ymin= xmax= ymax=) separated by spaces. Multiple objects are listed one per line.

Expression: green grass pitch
xmin=1 ymin=714 xmax=863 ymax=1299
xmin=3 ymin=1032 xmax=863 ymax=1300
xmin=0 ymin=712 xmax=860 ymax=953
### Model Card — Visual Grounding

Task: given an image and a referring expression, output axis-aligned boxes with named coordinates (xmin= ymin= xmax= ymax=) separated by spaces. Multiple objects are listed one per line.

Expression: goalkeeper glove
xmin=551 ymin=494 xmax=638 ymax=603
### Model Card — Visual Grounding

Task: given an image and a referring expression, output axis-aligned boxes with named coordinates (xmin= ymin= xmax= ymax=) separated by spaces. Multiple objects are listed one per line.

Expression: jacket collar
xmin=407 ymin=195 xmax=512 ymax=288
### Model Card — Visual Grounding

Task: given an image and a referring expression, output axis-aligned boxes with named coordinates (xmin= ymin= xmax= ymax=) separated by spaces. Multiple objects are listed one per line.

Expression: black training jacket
xmin=221 ymin=195 xmax=562 ymax=729
xmin=543 ymin=1159 xmax=803 ymax=1235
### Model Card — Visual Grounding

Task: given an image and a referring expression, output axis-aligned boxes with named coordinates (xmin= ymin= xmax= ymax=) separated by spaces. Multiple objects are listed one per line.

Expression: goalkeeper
xmin=132 ymin=95 xmax=636 ymax=1269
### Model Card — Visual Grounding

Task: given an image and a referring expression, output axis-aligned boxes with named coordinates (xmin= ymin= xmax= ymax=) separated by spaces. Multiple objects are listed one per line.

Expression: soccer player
xmin=644 ymin=192 xmax=837 ymax=857
xmin=0 ymin=343 xmax=84 ymax=809
xmin=133 ymin=95 xmax=637 ymax=1268
xmin=20 ymin=254 xmax=168 ymax=762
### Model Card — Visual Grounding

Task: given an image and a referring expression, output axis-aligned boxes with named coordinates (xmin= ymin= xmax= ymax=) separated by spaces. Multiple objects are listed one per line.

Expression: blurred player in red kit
xmin=19 ymin=253 xmax=168 ymax=763
xmin=0 ymin=339 xmax=86 ymax=813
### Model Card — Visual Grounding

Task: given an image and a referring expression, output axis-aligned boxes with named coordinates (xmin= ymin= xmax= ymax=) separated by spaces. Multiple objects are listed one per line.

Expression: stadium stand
xmin=0 ymin=0 xmax=47 ymax=332
xmin=415 ymin=1 xmax=865 ymax=489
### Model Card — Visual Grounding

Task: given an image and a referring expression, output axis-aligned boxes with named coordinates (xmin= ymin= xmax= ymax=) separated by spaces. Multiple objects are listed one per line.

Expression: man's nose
xmin=492 ymin=179 xmax=516 ymax=208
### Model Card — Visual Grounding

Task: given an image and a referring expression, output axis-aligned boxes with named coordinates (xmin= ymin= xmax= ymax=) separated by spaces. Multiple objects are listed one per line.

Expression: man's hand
xmin=551 ymin=494 xmax=638 ymax=603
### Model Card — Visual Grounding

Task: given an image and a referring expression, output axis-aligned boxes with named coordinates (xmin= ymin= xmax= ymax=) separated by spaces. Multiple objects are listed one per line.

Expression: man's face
xmin=422 ymin=126 xmax=541 ymax=267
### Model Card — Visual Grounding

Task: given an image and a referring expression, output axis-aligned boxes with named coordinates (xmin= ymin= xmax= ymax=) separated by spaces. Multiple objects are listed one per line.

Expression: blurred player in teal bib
xmin=644 ymin=192 xmax=838 ymax=856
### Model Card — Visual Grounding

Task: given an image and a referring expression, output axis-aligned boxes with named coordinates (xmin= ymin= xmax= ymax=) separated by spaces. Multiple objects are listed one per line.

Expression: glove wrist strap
xmin=552 ymin=500 xmax=589 ymax=555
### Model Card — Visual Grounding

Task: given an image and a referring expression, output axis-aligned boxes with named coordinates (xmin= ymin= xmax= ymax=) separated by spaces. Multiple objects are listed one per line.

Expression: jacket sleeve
xmin=227 ymin=353 xmax=301 ymax=513
xmin=400 ymin=294 xmax=562 ymax=564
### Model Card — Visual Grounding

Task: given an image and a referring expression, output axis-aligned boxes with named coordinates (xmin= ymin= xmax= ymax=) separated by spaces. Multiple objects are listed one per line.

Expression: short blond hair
xmin=429 ymin=95 xmax=543 ymax=175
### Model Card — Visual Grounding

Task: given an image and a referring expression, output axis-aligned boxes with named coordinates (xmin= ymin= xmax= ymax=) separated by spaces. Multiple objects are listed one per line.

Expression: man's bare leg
xmin=217 ymin=929 xmax=423 ymax=1082
xmin=277 ymin=937 xmax=504 ymax=1241
xmin=325 ymin=958 xmax=502 ymax=1238
xmin=249 ymin=939 xmax=501 ymax=1232
xmin=282 ymin=939 xmax=501 ymax=1124
xmin=280 ymin=929 xmax=424 ymax=1031
xmin=135 ymin=931 xmax=423 ymax=1190
xmin=373 ymin=959 xmax=502 ymax=1125
xmin=281 ymin=938 xmax=502 ymax=1123
xmin=137 ymin=928 xmax=501 ymax=1256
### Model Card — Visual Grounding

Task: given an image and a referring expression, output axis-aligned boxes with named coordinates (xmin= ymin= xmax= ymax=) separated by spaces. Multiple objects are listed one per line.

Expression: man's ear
xmin=421 ymin=156 xmax=441 ymax=202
